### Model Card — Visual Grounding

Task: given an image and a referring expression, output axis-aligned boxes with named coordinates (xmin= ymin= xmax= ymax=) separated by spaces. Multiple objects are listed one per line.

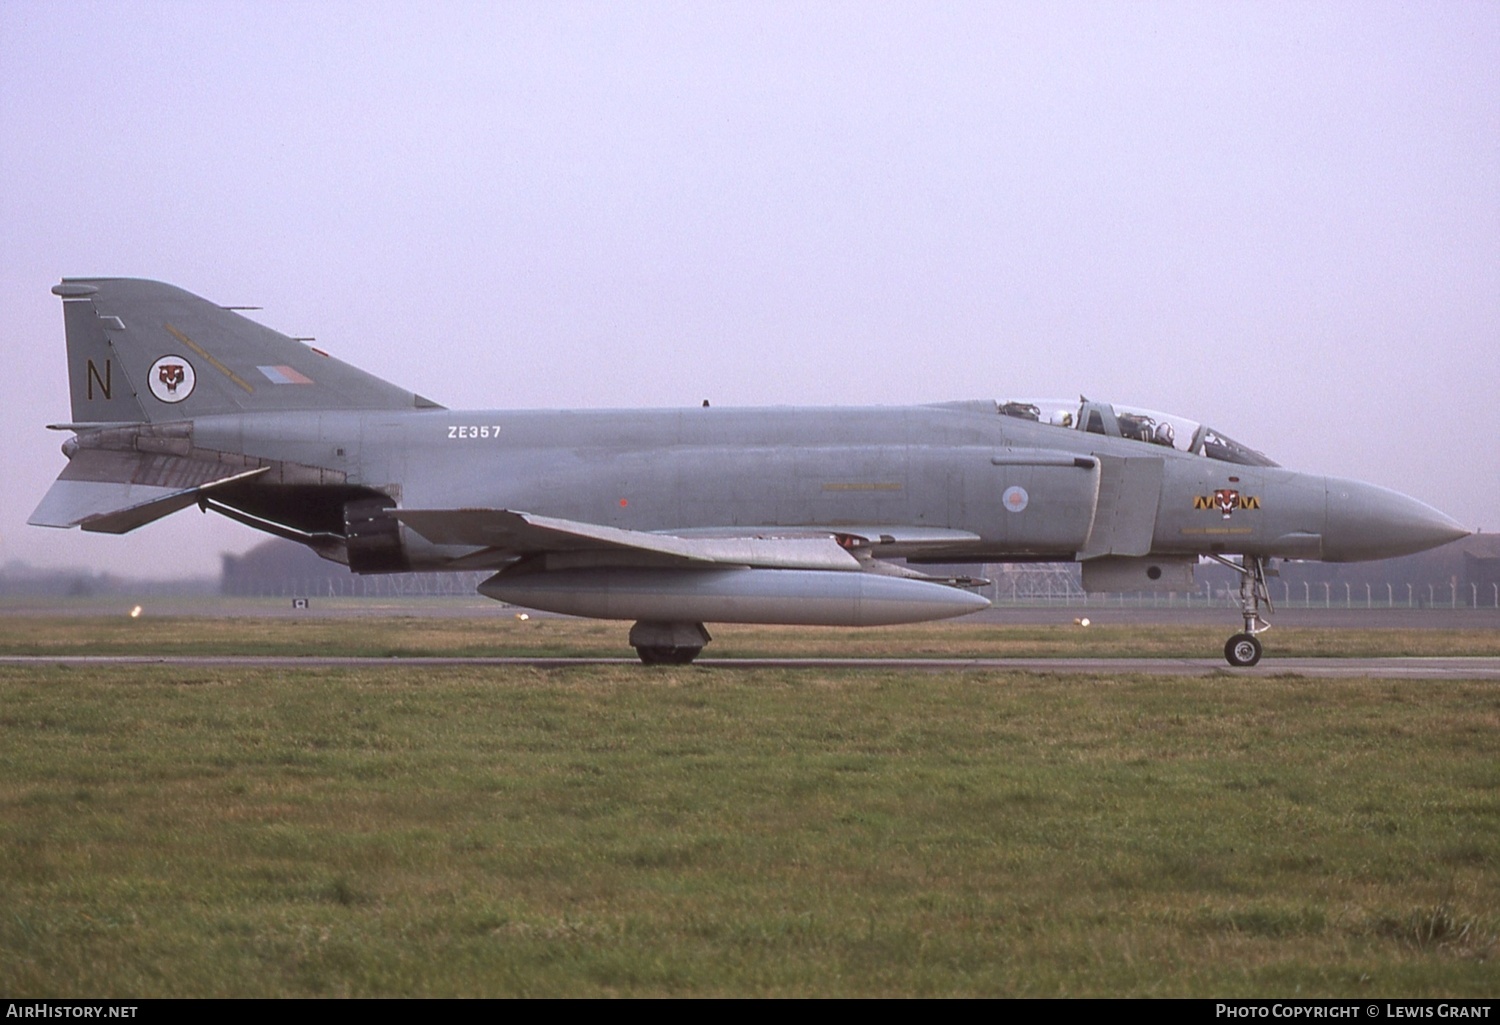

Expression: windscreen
xmin=994 ymin=398 xmax=1278 ymax=466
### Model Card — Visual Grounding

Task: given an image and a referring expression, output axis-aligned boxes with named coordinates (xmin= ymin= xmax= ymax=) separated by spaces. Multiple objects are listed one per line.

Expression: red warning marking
xmin=619 ymin=498 xmax=629 ymax=507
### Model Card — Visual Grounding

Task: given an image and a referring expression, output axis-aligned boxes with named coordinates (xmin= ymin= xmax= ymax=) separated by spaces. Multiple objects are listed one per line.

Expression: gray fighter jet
xmin=31 ymin=278 xmax=1470 ymax=666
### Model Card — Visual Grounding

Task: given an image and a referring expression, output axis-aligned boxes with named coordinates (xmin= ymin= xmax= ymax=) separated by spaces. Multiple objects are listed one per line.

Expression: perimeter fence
xmin=218 ymin=565 xmax=1500 ymax=610
xmin=984 ymin=565 xmax=1500 ymax=609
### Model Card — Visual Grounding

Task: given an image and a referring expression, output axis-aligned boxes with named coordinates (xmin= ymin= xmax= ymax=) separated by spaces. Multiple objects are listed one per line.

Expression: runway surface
xmin=5 ymin=654 xmax=1499 ymax=678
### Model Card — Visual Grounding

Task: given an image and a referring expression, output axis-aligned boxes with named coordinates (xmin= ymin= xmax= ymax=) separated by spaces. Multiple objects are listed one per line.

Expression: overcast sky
xmin=2 ymin=1 xmax=1496 ymax=579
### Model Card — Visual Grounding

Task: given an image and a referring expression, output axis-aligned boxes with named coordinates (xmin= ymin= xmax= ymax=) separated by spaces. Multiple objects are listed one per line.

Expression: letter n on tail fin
xmin=54 ymin=282 xmax=148 ymax=424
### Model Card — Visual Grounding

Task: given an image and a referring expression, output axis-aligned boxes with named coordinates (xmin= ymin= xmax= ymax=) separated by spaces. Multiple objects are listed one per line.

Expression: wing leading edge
xmin=395 ymin=508 xmax=867 ymax=571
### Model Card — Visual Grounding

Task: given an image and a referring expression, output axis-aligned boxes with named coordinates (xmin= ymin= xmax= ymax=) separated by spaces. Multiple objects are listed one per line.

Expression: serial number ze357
xmin=447 ymin=425 xmax=502 ymax=439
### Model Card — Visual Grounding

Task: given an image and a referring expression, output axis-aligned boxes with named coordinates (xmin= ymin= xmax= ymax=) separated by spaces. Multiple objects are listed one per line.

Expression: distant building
xmin=1463 ymin=545 xmax=1500 ymax=599
xmin=0 ymin=560 xmax=215 ymax=598
xmin=220 ymin=540 xmax=337 ymax=595
xmin=219 ymin=539 xmax=488 ymax=597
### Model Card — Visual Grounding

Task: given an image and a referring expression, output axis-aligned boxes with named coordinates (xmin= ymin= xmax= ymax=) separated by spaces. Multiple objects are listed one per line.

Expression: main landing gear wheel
xmin=629 ymin=620 xmax=712 ymax=666
xmin=634 ymin=645 xmax=703 ymax=666
xmin=1224 ymin=633 xmax=1263 ymax=667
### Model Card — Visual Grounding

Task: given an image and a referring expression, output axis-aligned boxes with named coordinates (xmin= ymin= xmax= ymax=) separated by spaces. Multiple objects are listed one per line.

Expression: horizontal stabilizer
xmin=29 ymin=448 xmax=268 ymax=534
xmin=396 ymin=508 xmax=863 ymax=571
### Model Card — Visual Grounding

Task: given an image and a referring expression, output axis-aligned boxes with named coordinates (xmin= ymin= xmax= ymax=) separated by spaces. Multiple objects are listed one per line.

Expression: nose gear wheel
xmin=1224 ymin=633 xmax=1263 ymax=667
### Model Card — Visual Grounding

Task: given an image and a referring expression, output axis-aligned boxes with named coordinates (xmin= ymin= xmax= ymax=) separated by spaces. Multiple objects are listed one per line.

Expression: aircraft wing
xmin=395 ymin=508 xmax=879 ymax=571
xmin=29 ymin=448 xmax=269 ymax=534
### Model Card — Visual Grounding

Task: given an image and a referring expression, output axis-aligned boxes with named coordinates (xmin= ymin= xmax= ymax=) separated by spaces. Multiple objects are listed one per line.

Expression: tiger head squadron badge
xmin=1213 ymin=488 xmax=1240 ymax=519
xmin=148 ymin=355 xmax=196 ymax=403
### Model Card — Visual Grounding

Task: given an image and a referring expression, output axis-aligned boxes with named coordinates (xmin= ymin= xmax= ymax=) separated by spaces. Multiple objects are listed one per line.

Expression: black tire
xmin=1224 ymin=633 xmax=1263 ymax=667
xmin=635 ymin=645 xmax=702 ymax=666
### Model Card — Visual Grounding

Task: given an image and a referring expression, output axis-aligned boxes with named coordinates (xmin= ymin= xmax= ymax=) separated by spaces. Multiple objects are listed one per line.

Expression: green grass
xmin=1 ymin=663 xmax=1496 ymax=996
xmin=1 ymin=613 xmax=1498 ymax=659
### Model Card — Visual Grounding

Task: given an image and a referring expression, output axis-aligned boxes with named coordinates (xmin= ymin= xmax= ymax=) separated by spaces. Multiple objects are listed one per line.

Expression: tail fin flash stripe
xmin=164 ymin=323 xmax=255 ymax=393
xmin=258 ymin=364 xmax=314 ymax=385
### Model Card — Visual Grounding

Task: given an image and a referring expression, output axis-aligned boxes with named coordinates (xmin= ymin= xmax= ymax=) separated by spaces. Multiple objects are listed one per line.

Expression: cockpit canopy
xmin=995 ymin=398 xmax=1279 ymax=467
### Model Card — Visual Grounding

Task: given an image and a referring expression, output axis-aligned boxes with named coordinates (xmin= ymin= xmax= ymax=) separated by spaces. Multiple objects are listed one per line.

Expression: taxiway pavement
xmin=4 ymin=654 xmax=1498 ymax=678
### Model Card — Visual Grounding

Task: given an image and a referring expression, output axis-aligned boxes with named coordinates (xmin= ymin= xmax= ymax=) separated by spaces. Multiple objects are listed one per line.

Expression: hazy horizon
xmin=4 ymin=2 xmax=1496 ymax=579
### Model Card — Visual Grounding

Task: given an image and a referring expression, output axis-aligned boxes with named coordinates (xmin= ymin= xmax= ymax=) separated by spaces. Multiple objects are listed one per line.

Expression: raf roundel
xmin=1002 ymin=485 xmax=1029 ymax=513
xmin=147 ymin=355 xmax=196 ymax=403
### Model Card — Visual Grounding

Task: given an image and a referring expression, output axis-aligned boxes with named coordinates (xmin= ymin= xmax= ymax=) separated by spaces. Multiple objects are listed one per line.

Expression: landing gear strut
xmin=629 ymin=620 xmax=711 ymax=666
xmin=1210 ymin=555 xmax=1272 ymax=667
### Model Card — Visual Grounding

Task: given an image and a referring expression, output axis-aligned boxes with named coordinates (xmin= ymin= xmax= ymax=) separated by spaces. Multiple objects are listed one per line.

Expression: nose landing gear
xmin=1210 ymin=555 xmax=1272 ymax=667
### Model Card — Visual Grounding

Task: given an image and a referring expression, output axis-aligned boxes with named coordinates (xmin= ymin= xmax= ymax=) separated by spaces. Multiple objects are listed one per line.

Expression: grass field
xmin=1 ymin=616 xmax=1496 ymax=996
xmin=3 ymin=612 xmax=1500 ymax=659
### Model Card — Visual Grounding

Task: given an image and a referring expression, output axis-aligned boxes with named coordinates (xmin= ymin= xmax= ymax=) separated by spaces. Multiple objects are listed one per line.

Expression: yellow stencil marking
xmin=165 ymin=323 xmax=254 ymax=394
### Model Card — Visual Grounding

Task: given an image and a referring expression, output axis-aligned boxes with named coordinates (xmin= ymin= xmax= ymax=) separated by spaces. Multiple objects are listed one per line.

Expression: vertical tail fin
xmin=53 ymin=277 xmax=442 ymax=424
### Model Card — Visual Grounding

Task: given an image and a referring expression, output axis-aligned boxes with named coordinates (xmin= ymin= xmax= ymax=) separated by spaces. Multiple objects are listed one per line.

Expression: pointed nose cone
xmin=1322 ymin=477 xmax=1470 ymax=562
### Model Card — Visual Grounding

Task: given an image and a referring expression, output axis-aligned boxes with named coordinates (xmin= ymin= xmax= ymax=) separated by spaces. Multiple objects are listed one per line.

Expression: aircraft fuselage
xmin=186 ymin=403 xmax=1458 ymax=571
